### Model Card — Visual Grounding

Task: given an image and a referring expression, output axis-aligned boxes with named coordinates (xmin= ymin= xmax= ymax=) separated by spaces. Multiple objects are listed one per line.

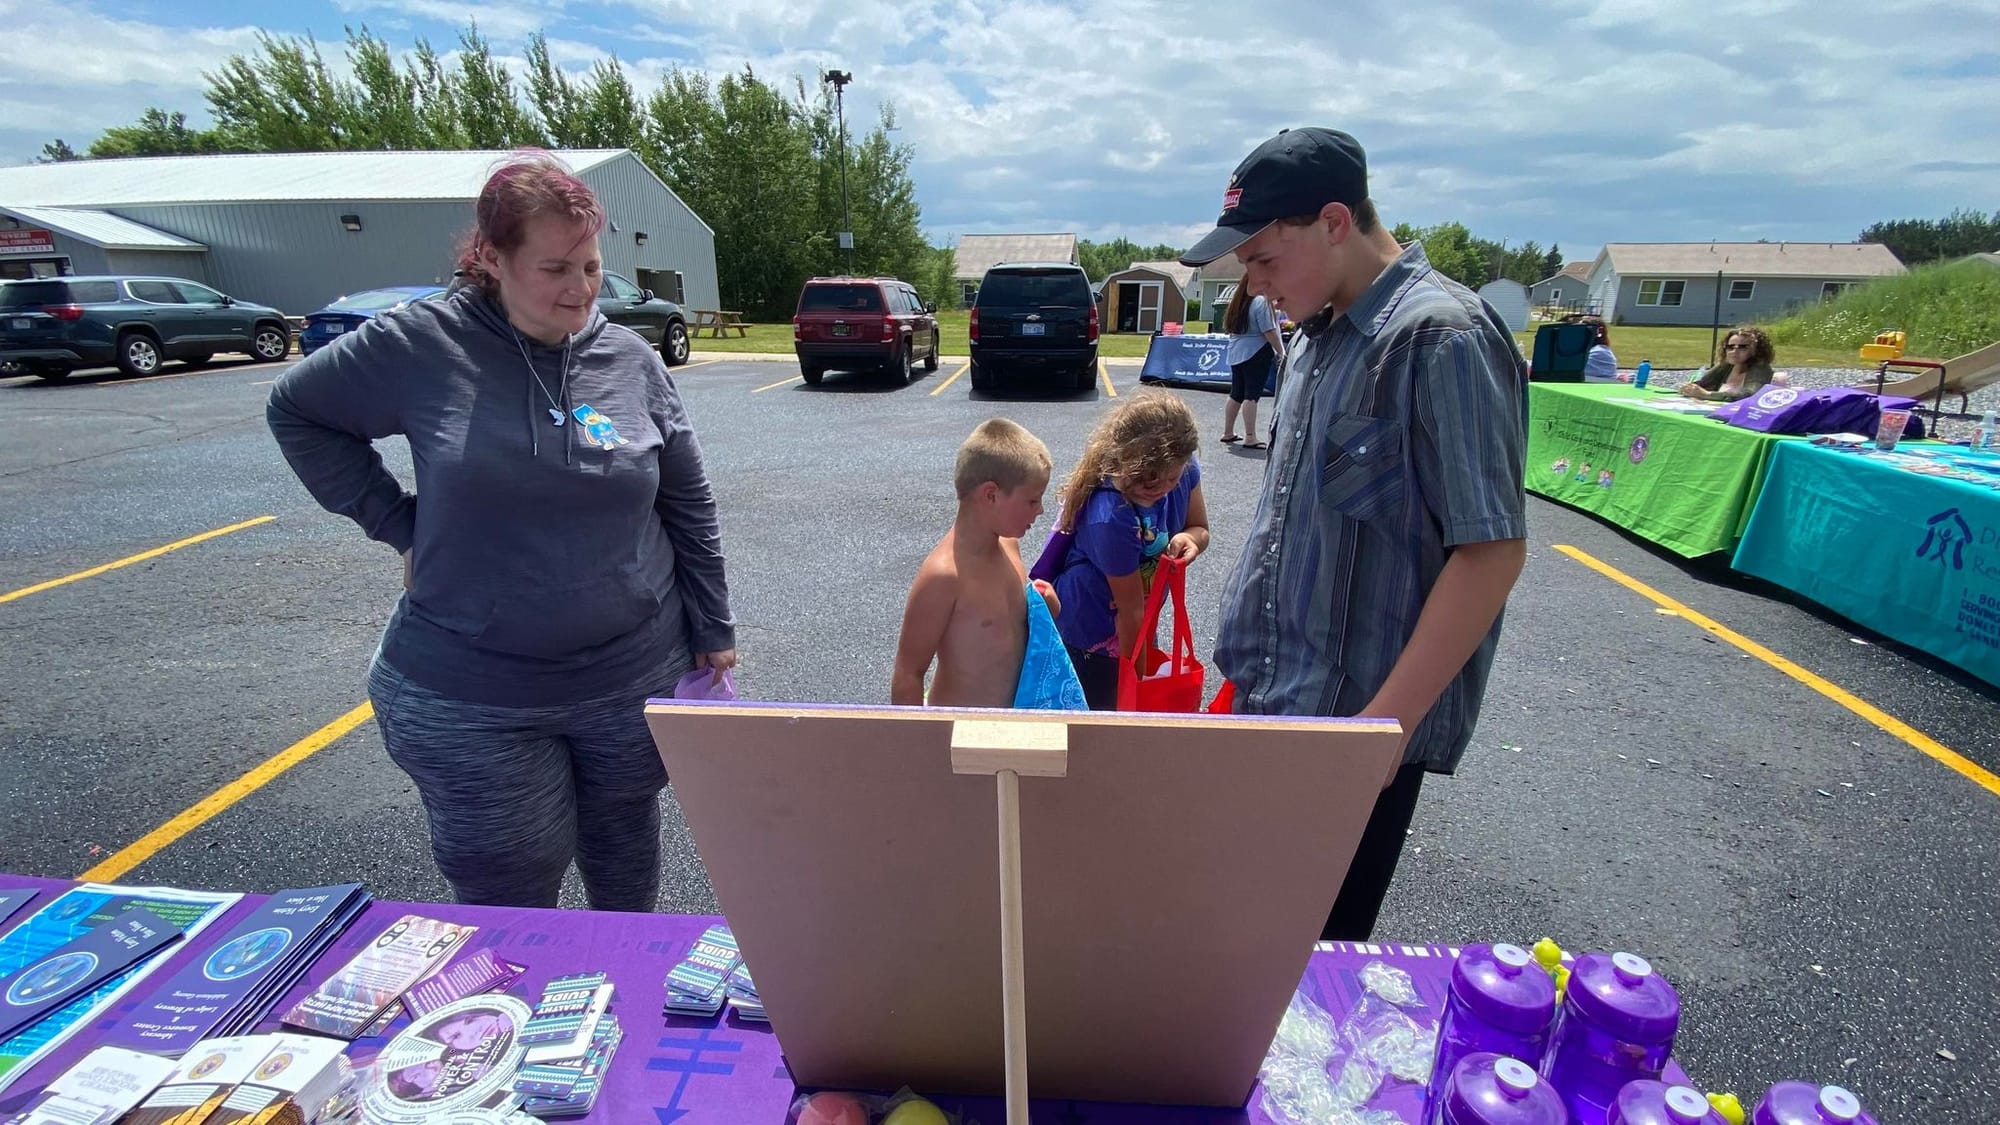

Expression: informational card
xmin=404 ymin=950 xmax=528 ymax=1019
xmin=0 ymin=891 xmax=38 ymax=936
xmin=358 ymin=994 xmax=532 ymax=1124
xmin=0 ymin=1045 xmax=176 ymax=1125
xmin=279 ymin=915 xmax=474 ymax=1039
xmin=0 ymin=908 xmax=183 ymax=1042
xmin=0 ymin=884 xmax=239 ymax=1095
xmin=107 ymin=883 xmax=369 ymax=1056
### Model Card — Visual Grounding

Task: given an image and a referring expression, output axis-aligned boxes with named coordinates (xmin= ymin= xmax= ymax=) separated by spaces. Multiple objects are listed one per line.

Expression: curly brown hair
xmin=1057 ymin=392 xmax=1200 ymax=530
xmin=1717 ymin=326 xmax=1775 ymax=367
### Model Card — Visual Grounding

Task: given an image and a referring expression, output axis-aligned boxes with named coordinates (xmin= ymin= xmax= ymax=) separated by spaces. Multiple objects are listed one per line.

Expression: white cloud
xmin=1 ymin=0 xmax=1993 ymax=257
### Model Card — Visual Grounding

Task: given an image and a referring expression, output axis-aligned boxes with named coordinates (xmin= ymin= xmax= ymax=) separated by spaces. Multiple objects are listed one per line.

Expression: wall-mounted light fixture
xmin=340 ymin=214 xmax=363 ymax=232
xmin=634 ymin=231 xmax=649 ymax=247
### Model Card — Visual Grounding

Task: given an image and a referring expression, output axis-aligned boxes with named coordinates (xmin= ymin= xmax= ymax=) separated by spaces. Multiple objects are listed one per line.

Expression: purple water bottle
xmin=1426 ymin=943 xmax=1559 ymax=1117
xmin=1609 ymin=1080 xmax=1728 ymax=1125
xmin=1439 ymin=1053 xmax=1570 ymax=1125
xmin=1539 ymin=952 xmax=1681 ymax=1125
xmin=1751 ymin=1082 xmax=1877 ymax=1125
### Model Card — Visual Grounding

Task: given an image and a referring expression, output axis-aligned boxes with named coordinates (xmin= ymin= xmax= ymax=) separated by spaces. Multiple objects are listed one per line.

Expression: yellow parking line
xmin=1555 ymin=543 xmax=2000 ymax=800
xmin=930 ymin=361 xmax=971 ymax=397
xmin=676 ymin=358 xmax=721 ymax=372
xmin=1099 ymin=359 xmax=1118 ymax=398
xmin=0 ymin=516 xmax=276 ymax=605
xmin=752 ymin=373 xmax=803 ymax=394
xmin=79 ymin=702 xmax=376 ymax=882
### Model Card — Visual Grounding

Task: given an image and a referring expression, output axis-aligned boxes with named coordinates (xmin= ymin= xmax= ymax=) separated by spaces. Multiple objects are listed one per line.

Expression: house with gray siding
xmin=1528 ymin=261 xmax=1593 ymax=312
xmin=0 ymin=149 xmax=718 ymax=317
xmin=1585 ymin=242 xmax=1904 ymax=327
xmin=952 ymin=232 xmax=1077 ymax=305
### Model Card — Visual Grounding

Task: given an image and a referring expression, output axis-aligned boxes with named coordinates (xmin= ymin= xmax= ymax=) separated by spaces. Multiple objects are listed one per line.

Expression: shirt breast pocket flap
xmin=1317 ymin=414 xmax=1404 ymax=522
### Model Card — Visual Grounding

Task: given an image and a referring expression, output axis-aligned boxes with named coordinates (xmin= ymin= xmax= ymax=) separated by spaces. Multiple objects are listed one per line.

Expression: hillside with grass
xmin=1769 ymin=258 xmax=2000 ymax=358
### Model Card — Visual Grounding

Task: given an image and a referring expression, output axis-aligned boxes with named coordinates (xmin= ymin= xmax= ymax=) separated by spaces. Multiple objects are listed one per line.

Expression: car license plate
xmin=7 ymin=318 xmax=28 ymax=330
xmin=1022 ymin=323 xmax=1046 ymax=336
xmin=832 ymin=323 xmax=852 ymax=337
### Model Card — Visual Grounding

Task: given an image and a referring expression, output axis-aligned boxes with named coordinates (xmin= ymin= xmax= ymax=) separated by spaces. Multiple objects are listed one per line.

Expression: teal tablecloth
xmin=1527 ymin=383 xmax=1795 ymax=557
xmin=1733 ymin=441 xmax=2000 ymax=688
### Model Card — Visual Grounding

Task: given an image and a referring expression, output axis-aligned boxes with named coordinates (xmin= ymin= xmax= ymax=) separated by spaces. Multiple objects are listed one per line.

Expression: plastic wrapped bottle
xmin=1426 ymin=943 xmax=1559 ymax=1119
xmin=1539 ymin=952 xmax=1680 ymax=1125
xmin=1608 ymin=1080 xmax=1729 ymax=1125
xmin=1749 ymin=1082 xmax=1878 ymax=1125
xmin=1437 ymin=1053 xmax=1570 ymax=1125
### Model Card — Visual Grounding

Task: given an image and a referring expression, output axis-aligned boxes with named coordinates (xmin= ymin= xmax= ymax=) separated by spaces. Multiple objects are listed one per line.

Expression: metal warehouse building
xmin=0 ymin=149 xmax=718 ymax=317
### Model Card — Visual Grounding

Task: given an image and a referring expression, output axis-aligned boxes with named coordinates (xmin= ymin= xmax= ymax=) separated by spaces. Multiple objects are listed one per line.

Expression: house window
xmin=1821 ymin=282 xmax=1851 ymax=301
xmin=1636 ymin=279 xmax=1684 ymax=307
xmin=1728 ymin=280 xmax=1756 ymax=301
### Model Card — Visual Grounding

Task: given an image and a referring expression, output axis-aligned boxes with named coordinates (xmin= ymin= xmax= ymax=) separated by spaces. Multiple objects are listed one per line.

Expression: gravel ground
xmin=1640 ymin=365 xmax=1999 ymax=443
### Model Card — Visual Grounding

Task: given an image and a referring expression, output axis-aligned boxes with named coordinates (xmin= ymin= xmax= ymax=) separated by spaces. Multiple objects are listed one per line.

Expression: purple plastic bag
xmin=673 ymin=667 xmax=737 ymax=701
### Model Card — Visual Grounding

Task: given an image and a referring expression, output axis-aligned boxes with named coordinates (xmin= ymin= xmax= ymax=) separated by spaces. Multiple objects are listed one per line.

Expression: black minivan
xmin=968 ymin=262 xmax=1098 ymax=394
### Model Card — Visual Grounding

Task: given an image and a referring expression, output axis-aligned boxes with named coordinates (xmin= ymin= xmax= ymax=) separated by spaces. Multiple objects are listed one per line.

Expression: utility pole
xmin=824 ymin=69 xmax=854 ymax=273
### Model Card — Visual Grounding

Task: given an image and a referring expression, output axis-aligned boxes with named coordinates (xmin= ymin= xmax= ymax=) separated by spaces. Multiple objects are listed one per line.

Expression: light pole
xmin=825 ymin=68 xmax=854 ymax=273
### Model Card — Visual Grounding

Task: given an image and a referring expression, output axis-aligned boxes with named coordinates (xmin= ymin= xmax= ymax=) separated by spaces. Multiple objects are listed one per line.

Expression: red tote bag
xmin=1116 ymin=555 xmax=1207 ymax=713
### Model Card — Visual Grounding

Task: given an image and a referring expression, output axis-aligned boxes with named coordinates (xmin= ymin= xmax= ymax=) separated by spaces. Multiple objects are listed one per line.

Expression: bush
xmin=1768 ymin=260 xmax=2000 ymax=357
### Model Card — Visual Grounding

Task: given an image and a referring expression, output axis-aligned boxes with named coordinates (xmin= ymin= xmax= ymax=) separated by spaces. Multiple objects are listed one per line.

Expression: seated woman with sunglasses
xmin=1679 ymin=326 xmax=1780 ymax=402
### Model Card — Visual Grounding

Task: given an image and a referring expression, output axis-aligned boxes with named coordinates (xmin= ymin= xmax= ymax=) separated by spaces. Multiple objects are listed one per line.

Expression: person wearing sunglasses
xmin=1680 ymin=326 xmax=1778 ymax=401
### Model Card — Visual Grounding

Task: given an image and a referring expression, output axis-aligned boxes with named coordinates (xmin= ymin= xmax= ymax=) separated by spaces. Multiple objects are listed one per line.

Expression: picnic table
xmin=692 ymin=309 xmax=749 ymax=339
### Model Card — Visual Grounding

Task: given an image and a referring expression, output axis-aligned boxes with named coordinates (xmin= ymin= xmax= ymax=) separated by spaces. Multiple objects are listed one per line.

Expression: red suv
xmin=792 ymin=276 xmax=941 ymax=385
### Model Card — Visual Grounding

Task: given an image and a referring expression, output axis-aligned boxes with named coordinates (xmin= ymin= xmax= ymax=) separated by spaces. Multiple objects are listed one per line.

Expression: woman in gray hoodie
xmin=267 ymin=152 xmax=735 ymax=910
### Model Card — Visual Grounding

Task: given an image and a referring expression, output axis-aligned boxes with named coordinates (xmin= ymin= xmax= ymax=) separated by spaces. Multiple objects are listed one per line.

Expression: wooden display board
xmin=644 ymin=703 xmax=1402 ymax=1108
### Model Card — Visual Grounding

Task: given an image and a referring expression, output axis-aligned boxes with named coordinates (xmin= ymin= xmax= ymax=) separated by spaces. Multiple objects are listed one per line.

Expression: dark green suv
xmin=0 ymin=276 xmax=292 ymax=382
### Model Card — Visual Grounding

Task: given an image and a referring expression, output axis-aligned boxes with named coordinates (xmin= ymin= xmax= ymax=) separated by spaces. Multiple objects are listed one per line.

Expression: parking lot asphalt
xmin=1 ymin=354 xmax=1995 ymax=1120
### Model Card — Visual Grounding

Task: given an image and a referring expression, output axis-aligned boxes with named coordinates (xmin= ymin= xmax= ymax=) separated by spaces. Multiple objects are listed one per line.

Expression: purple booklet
xmin=105 ymin=883 xmax=369 ymax=1056
xmin=0 ymin=888 xmax=38 ymax=934
xmin=0 ymin=907 xmax=183 ymax=1042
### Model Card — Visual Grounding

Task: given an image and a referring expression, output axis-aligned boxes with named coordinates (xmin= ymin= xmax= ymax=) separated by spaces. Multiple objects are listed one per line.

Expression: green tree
xmin=38 ymin=139 xmax=79 ymax=163
xmin=1077 ymin=238 xmax=1183 ymax=282
xmin=204 ymin=31 xmax=357 ymax=151
xmin=1543 ymin=244 xmax=1564 ymax=280
xmin=87 ymin=108 xmax=225 ymax=157
xmin=409 ymin=39 xmax=467 ymax=148
xmin=345 ymin=26 xmax=424 ymax=148
xmin=525 ymin=33 xmax=586 ymax=147
xmin=1860 ymin=209 xmax=2000 ymax=265
xmin=452 ymin=24 xmax=544 ymax=148
xmin=919 ymin=244 xmax=958 ymax=310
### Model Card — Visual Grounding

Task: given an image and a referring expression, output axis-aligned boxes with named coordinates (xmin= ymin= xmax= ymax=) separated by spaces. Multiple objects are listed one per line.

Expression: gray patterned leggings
xmin=367 ymin=654 xmax=689 ymax=911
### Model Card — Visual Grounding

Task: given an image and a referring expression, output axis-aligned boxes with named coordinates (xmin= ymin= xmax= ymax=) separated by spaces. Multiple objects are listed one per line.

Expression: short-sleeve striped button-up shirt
xmin=1213 ymin=242 xmax=1528 ymax=773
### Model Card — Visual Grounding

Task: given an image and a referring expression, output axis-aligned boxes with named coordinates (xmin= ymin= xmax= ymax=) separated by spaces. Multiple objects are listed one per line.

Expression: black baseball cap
xmin=1180 ymin=128 xmax=1369 ymax=266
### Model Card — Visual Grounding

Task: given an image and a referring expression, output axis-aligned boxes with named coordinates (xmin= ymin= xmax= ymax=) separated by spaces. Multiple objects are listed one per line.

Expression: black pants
xmin=1067 ymin=645 xmax=1120 ymax=711
xmin=1230 ymin=344 xmax=1273 ymax=402
xmin=1322 ymin=763 xmax=1426 ymax=941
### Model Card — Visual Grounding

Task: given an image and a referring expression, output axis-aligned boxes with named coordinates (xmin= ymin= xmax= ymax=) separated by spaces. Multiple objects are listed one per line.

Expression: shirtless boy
xmin=892 ymin=418 xmax=1059 ymax=707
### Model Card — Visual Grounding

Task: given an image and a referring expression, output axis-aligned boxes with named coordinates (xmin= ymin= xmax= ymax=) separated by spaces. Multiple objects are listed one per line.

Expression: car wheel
xmin=252 ymin=325 xmax=290 ymax=361
xmin=31 ymin=363 xmax=71 ymax=384
xmin=923 ymin=341 xmax=940 ymax=372
xmin=117 ymin=332 xmax=163 ymax=377
xmin=183 ymin=352 xmax=215 ymax=369
xmin=969 ymin=360 xmax=993 ymax=395
xmin=896 ymin=342 xmax=916 ymax=385
xmin=801 ymin=362 xmax=824 ymax=386
xmin=663 ymin=321 xmax=691 ymax=366
xmin=1075 ymin=363 xmax=1099 ymax=394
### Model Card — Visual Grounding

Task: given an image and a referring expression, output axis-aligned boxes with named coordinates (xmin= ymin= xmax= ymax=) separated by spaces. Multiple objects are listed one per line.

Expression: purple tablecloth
xmin=0 ymin=877 xmax=1690 ymax=1123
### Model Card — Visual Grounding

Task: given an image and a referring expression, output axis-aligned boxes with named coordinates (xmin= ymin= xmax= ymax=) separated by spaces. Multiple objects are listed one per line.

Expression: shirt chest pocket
xmin=1316 ymin=413 xmax=1405 ymax=523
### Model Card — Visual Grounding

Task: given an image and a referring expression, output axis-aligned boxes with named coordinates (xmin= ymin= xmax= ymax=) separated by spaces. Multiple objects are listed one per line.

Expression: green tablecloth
xmin=1733 ymin=442 xmax=2000 ymax=688
xmin=1526 ymin=382 xmax=1793 ymax=557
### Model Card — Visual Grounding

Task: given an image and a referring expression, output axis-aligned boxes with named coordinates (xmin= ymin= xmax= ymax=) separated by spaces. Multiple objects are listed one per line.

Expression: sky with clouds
xmin=2 ymin=0 xmax=1994 ymax=264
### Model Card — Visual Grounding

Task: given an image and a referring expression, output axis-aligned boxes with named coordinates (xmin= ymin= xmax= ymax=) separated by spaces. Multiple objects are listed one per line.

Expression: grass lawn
xmin=1512 ymin=324 xmax=1860 ymax=370
xmin=688 ymin=313 xmax=1867 ymax=369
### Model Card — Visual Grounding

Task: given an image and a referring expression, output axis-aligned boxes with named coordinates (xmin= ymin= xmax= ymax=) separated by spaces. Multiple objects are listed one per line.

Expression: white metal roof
xmin=954 ymin=233 xmax=1078 ymax=279
xmin=1601 ymin=241 xmax=1905 ymax=278
xmin=1 ymin=205 xmax=204 ymax=250
xmin=0 ymin=149 xmax=630 ymax=207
